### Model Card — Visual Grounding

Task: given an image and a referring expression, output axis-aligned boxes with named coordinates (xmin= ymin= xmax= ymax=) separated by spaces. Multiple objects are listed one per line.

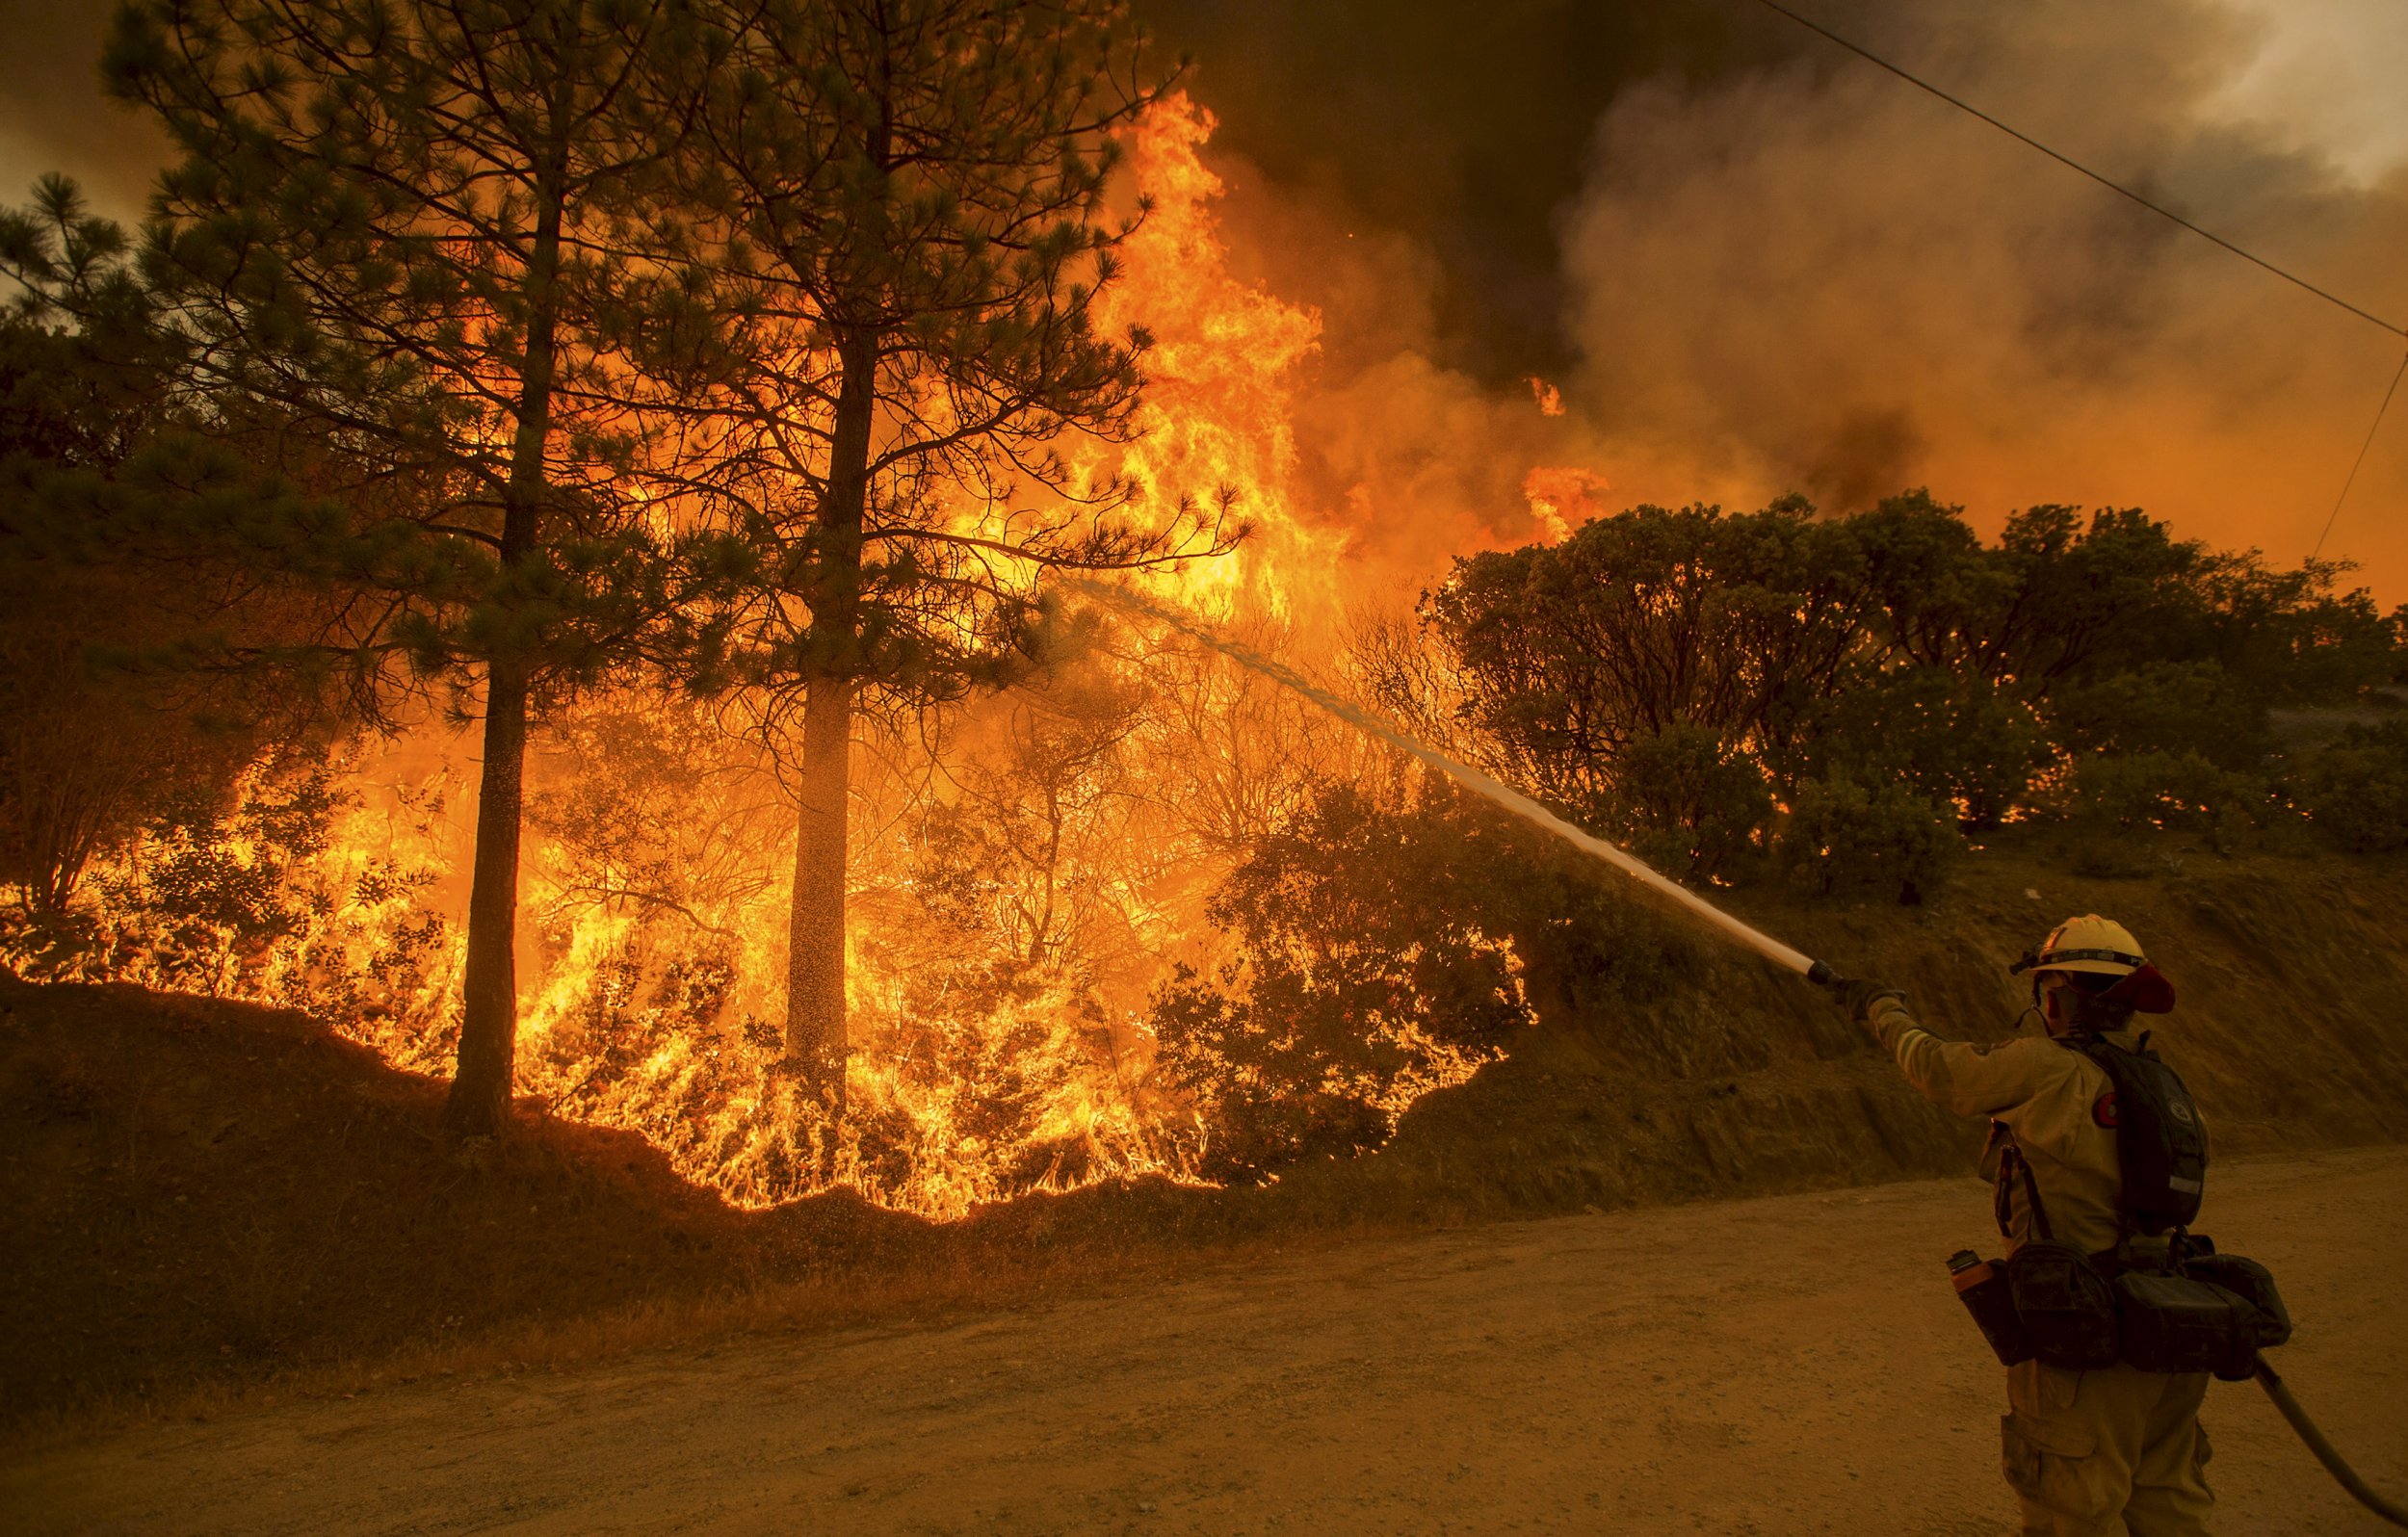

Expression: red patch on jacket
xmin=2093 ymin=1092 xmax=2121 ymax=1130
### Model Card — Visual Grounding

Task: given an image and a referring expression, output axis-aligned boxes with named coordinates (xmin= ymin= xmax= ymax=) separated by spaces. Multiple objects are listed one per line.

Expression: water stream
xmin=1061 ymin=575 xmax=1821 ymax=977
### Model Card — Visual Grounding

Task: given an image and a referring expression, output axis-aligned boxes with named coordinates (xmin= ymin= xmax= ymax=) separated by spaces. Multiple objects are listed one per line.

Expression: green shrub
xmin=2290 ymin=719 xmax=2408 ymax=852
xmin=1608 ymin=723 xmax=1772 ymax=882
xmin=1148 ymin=782 xmax=1543 ymax=1184
xmin=2046 ymin=662 xmax=2272 ymax=770
xmin=2057 ymin=749 xmax=2267 ymax=863
xmin=1149 ymin=775 xmax=1713 ymax=1183
xmin=1777 ymin=774 xmax=1957 ymax=902
xmin=1808 ymin=667 xmax=2050 ymax=831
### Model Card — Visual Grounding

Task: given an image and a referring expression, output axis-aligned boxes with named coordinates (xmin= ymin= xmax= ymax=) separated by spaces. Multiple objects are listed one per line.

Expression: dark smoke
xmin=6 ymin=1 xmax=2403 ymax=589
xmin=1148 ymin=0 xmax=2408 ymax=594
xmin=1134 ymin=0 xmax=1805 ymax=382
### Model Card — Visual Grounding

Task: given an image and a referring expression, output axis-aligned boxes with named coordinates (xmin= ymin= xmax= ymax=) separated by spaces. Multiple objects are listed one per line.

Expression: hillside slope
xmin=0 ymin=981 xmax=938 ymax=1417
xmin=1296 ymin=838 xmax=2408 ymax=1216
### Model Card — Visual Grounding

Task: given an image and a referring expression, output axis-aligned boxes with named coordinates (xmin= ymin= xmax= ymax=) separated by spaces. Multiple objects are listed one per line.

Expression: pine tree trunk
xmin=441 ymin=65 xmax=573 ymax=1137
xmin=781 ymin=326 xmax=878 ymax=1109
xmin=783 ymin=668 xmax=853 ymax=1106
xmin=446 ymin=659 xmax=532 ymax=1135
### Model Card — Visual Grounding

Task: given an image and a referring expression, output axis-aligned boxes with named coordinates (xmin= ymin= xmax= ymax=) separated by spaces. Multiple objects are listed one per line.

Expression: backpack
xmin=2068 ymin=1030 xmax=2207 ymax=1237
xmin=1975 ymin=1030 xmax=2289 ymax=1379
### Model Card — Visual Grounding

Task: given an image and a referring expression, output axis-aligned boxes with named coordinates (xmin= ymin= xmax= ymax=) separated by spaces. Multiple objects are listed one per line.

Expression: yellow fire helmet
xmin=2032 ymin=914 xmax=2146 ymax=977
xmin=2010 ymin=914 xmax=2175 ymax=1012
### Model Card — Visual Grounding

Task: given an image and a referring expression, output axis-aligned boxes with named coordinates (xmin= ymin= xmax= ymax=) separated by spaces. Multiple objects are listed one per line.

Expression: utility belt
xmin=1948 ymin=1144 xmax=2290 ymax=1380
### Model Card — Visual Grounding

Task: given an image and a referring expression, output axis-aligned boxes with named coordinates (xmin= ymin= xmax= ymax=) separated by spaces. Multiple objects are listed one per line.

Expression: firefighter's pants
xmin=2002 ymin=1360 xmax=2212 ymax=1536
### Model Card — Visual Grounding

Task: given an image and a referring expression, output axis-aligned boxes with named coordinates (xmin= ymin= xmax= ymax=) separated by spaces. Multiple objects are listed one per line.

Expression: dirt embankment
xmin=1302 ymin=840 xmax=2408 ymax=1220
xmin=0 ymin=980 xmax=901 ymax=1416
xmin=6 ymin=840 xmax=2407 ymax=1423
xmin=0 ymin=979 xmax=1334 ymax=1421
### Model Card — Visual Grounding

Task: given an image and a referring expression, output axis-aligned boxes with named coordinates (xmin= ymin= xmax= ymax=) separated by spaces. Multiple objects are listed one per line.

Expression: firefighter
xmin=1834 ymin=915 xmax=2212 ymax=1537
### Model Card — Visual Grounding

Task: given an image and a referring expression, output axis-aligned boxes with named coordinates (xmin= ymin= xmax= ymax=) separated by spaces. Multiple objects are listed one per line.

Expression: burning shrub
xmin=1150 ymin=781 xmax=1539 ymax=1184
xmin=486 ymin=684 xmax=1185 ymax=1216
xmin=1 ymin=751 xmax=454 ymax=1020
xmin=907 ymin=667 xmax=1154 ymax=970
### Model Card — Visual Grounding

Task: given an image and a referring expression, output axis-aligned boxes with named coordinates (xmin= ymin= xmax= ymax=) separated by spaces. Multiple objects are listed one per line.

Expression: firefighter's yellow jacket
xmin=1864 ymin=992 xmax=2148 ymax=1256
xmin=1861 ymin=992 xmax=2214 ymax=1536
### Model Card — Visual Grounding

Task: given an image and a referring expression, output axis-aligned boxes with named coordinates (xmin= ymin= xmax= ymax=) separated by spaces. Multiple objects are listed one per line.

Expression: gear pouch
xmin=2183 ymin=1253 xmax=2291 ymax=1353
xmin=2113 ymin=1270 xmax=2259 ymax=1380
xmin=2007 ymin=1241 xmax=2121 ymax=1370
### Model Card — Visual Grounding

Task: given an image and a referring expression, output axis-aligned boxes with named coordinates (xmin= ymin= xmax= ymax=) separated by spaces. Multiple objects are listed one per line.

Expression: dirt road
xmin=9 ymin=1147 xmax=2405 ymax=1536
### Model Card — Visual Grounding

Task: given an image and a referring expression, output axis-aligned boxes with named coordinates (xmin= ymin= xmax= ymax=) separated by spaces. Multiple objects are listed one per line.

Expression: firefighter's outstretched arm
xmin=1834 ymin=984 xmax=2052 ymax=1119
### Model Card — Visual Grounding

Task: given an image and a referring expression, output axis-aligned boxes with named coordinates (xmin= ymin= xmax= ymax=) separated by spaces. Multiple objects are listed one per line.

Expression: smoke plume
xmin=1555 ymin=0 xmax=2408 ymax=588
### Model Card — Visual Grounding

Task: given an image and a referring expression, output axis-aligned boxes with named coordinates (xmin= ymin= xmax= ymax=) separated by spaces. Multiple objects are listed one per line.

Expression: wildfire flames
xmin=8 ymin=97 xmax=1553 ymax=1217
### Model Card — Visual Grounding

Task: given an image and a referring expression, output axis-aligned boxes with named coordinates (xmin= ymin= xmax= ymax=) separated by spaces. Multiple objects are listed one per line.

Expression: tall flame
xmin=1096 ymin=95 xmax=1341 ymax=624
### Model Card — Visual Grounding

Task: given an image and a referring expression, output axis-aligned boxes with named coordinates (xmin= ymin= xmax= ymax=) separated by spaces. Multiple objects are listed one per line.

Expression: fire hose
xmin=1065 ymin=574 xmax=2408 ymax=1525
xmin=2253 ymin=1359 xmax=2408 ymax=1528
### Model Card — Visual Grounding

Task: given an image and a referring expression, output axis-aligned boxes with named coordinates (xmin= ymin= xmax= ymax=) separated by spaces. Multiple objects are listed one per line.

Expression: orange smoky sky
xmin=1552 ymin=0 xmax=2408 ymax=600
xmin=7 ymin=1 xmax=2406 ymax=601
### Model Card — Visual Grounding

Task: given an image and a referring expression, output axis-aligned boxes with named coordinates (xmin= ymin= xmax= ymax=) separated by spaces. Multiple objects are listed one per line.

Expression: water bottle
xmin=1950 ymin=1248 xmax=2034 ymax=1368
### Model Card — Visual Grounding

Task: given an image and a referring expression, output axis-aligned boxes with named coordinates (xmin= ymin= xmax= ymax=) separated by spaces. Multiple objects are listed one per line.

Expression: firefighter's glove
xmin=1827 ymin=977 xmax=1903 ymax=1024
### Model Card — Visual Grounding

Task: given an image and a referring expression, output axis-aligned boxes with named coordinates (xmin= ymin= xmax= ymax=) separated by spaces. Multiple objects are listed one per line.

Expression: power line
xmin=1747 ymin=0 xmax=2408 ymax=558
xmin=1746 ymin=0 xmax=2408 ymax=341
xmin=2312 ymin=350 xmax=2408 ymax=562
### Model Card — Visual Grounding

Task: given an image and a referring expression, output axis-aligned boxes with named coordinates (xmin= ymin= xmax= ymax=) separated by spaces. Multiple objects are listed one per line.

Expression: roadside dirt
xmin=9 ymin=1146 xmax=2403 ymax=1536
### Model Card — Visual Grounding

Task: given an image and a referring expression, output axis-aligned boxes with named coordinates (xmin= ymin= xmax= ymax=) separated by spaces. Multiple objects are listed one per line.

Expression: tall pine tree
xmin=683 ymin=0 xmax=1220 ymax=1107
xmin=92 ymin=0 xmax=717 ymax=1135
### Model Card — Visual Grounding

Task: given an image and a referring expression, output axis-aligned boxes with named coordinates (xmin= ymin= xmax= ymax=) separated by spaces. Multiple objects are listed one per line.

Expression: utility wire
xmin=2311 ymin=349 xmax=2408 ymax=562
xmin=1747 ymin=0 xmax=2408 ymax=557
xmin=1746 ymin=0 xmax=2408 ymax=341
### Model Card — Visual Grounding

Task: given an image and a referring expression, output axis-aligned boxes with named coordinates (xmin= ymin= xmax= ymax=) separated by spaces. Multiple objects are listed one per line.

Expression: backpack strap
xmin=2069 ymin=1032 xmax=2144 ymax=1250
xmin=1996 ymin=1138 xmax=2056 ymax=1244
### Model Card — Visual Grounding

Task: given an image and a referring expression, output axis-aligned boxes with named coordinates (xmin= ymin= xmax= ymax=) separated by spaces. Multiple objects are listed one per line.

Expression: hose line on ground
xmin=2254 ymin=1358 xmax=2408 ymax=1528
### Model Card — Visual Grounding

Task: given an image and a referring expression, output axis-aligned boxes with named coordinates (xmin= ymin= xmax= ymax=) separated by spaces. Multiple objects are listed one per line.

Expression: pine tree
xmin=80 ymin=0 xmax=717 ymax=1135
xmin=680 ymin=0 xmax=1222 ymax=1107
xmin=0 ymin=199 xmax=258 ymax=916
